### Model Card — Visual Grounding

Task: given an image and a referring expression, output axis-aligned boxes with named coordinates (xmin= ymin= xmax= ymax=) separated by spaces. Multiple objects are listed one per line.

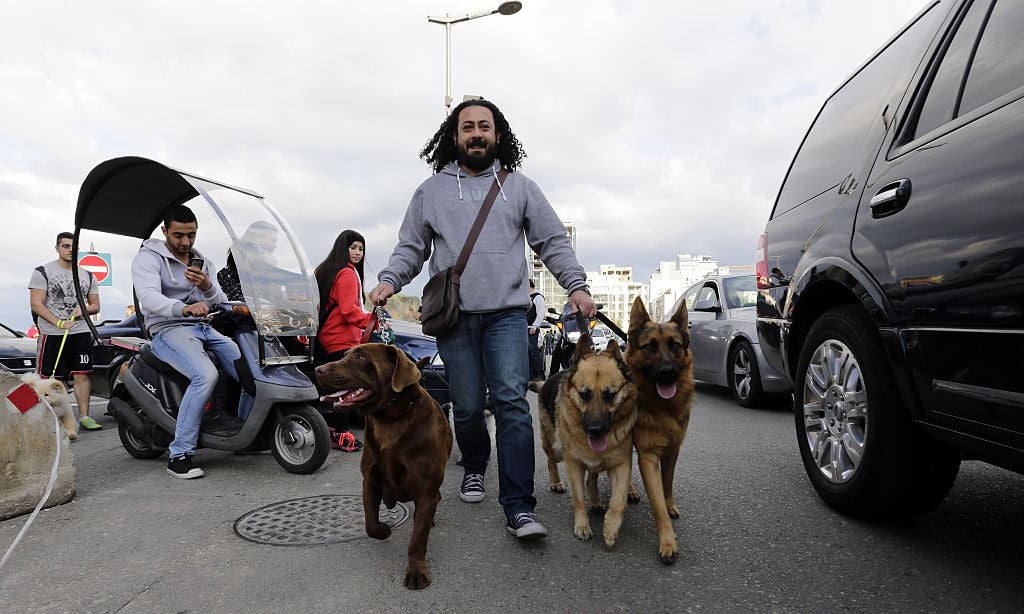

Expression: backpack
xmin=526 ymin=292 xmax=542 ymax=325
xmin=31 ymin=265 xmax=94 ymax=325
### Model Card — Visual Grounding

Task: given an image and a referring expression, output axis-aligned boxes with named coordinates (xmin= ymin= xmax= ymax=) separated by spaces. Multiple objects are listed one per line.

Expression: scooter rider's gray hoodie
xmin=378 ymin=161 xmax=589 ymax=313
xmin=132 ymin=238 xmax=227 ymax=334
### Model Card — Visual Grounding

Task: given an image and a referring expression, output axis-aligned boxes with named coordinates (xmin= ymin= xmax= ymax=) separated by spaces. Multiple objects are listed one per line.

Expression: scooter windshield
xmin=185 ymin=176 xmax=318 ymax=337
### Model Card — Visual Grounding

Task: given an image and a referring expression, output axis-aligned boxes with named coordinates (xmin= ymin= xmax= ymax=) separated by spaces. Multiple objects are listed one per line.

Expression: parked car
xmin=667 ymin=274 xmax=790 ymax=407
xmin=0 ymin=321 xmax=38 ymax=375
xmin=590 ymin=326 xmax=610 ymax=352
xmin=756 ymin=0 xmax=1024 ymax=520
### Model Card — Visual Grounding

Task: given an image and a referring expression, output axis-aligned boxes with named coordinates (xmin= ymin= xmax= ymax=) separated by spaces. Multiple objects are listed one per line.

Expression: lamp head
xmin=498 ymin=1 xmax=523 ymax=16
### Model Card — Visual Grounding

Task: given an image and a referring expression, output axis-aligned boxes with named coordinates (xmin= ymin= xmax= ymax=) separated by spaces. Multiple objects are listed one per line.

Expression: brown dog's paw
xmin=603 ymin=529 xmax=619 ymax=549
xmin=574 ymin=523 xmax=593 ymax=542
xmin=550 ymin=482 xmax=565 ymax=493
xmin=667 ymin=502 xmax=680 ymax=519
xmin=404 ymin=563 xmax=432 ymax=590
xmin=588 ymin=503 xmax=607 ymax=515
xmin=627 ymin=490 xmax=640 ymax=504
xmin=366 ymin=522 xmax=392 ymax=540
xmin=658 ymin=542 xmax=678 ymax=565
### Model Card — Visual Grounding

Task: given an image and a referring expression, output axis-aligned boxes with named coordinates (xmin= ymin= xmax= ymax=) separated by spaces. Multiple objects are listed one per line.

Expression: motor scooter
xmin=69 ymin=157 xmax=331 ymax=474
xmin=545 ymin=302 xmax=626 ymax=378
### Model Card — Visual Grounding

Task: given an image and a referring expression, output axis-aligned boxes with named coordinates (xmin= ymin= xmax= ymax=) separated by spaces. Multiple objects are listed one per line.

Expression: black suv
xmin=756 ymin=0 xmax=1024 ymax=520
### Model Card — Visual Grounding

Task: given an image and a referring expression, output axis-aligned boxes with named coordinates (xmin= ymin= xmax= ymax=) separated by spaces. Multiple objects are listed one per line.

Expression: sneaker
xmin=166 ymin=456 xmax=204 ymax=479
xmin=459 ymin=473 xmax=485 ymax=503
xmin=333 ymin=430 xmax=363 ymax=452
xmin=79 ymin=416 xmax=103 ymax=431
xmin=506 ymin=512 xmax=548 ymax=540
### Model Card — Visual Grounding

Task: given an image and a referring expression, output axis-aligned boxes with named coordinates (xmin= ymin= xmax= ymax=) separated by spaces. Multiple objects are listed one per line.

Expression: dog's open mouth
xmin=320 ymin=388 xmax=372 ymax=408
xmin=587 ymin=435 xmax=608 ymax=452
xmin=656 ymin=382 xmax=677 ymax=399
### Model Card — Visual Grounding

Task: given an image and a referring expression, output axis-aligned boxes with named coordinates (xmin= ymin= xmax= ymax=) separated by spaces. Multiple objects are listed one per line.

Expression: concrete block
xmin=0 ymin=371 xmax=76 ymax=521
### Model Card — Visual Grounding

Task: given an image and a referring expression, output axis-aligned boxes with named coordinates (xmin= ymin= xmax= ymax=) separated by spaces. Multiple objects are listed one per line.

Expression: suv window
xmin=774 ymin=4 xmax=942 ymax=215
xmin=914 ymin=0 xmax=992 ymax=138
xmin=960 ymin=0 xmax=1024 ymax=114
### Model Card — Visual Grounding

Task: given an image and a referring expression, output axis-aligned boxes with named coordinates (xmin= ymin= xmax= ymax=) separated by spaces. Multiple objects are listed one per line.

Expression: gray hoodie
xmin=379 ymin=161 xmax=588 ymax=313
xmin=131 ymin=238 xmax=226 ymax=334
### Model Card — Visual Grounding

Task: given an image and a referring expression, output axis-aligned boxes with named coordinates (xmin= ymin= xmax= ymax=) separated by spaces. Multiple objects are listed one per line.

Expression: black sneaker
xmin=166 ymin=455 xmax=204 ymax=479
xmin=459 ymin=472 xmax=485 ymax=503
xmin=506 ymin=512 xmax=548 ymax=540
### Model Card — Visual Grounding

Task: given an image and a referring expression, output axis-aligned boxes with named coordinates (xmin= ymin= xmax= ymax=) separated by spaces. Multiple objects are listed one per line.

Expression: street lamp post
xmin=427 ymin=1 xmax=522 ymax=115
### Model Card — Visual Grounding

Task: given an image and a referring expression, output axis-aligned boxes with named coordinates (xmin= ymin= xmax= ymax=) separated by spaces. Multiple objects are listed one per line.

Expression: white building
xmin=648 ymin=253 xmax=719 ymax=321
xmin=528 ymin=221 xmax=575 ymax=317
xmin=586 ymin=265 xmax=647 ymax=332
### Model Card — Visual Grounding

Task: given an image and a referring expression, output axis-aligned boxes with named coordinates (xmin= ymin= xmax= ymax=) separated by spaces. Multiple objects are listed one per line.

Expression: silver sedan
xmin=665 ymin=274 xmax=791 ymax=407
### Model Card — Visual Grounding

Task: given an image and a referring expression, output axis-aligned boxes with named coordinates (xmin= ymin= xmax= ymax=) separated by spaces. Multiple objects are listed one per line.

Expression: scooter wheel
xmin=118 ymin=420 xmax=164 ymax=459
xmin=269 ymin=403 xmax=330 ymax=474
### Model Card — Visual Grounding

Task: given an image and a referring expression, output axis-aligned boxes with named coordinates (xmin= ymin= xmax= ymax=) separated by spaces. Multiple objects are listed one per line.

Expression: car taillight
xmin=756 ymin=233 xmax=770 ymax=289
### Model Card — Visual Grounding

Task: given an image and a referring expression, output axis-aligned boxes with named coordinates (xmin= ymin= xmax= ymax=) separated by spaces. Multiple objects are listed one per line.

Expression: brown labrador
xmin=315 ymin=343 xmax=453 ymax=590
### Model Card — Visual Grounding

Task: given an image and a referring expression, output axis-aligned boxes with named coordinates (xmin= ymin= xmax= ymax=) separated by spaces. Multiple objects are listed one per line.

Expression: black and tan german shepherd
xmin=625 ymin=296 xmax=695 ymax=564
xmin=532 ymin=337 xmax=638 ymax=547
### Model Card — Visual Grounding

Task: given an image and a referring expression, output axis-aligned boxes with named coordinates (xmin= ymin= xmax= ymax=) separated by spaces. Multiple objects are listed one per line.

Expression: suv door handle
xmin=869 ymin=178 xmax=912 ymax=218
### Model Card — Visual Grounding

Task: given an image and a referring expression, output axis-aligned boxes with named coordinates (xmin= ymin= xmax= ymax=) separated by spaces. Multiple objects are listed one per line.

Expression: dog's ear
xmin=390 ymin=347 xmax=422 ymax=393
xmin=572 ymin=335 xmax=593 ymax=366
xmin=628 ymin=296 xmax=650 ymax=340
xmin=670 ymin=295 xmax=690 ymax=333
xmin=604 ymin=339 xmax=631 ymax=381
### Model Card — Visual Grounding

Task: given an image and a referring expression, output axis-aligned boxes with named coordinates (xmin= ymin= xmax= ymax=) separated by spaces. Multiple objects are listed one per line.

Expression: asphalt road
xmin=1 ymin=384 xmax=1022 ymax=613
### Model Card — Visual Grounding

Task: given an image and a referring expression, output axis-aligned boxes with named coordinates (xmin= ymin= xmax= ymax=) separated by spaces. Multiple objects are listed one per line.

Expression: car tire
xmin=269 ymin=403 xmax=330 ymax=474
xmin=794 ymin=306 xmax=960 ymax=520
xmin=729 ymin=339 xmax=765 ymax=408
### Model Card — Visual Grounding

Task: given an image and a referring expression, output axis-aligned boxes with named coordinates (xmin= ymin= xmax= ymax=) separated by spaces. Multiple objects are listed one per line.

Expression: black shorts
xmin=37 ymin=332 xmax=93 ymax=378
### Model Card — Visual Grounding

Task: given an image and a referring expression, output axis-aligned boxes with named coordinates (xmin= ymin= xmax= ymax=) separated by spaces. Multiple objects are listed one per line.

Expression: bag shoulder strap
xmin=453 ymin=168 xmax=509 ymax=275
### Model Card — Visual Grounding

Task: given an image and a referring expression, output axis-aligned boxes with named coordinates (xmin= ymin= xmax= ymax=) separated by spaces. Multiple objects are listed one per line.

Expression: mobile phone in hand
xmin=189 ymin=258 xmax=204 ymax=270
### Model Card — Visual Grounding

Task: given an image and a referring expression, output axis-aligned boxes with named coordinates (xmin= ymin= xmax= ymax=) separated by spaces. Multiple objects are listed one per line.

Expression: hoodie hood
xmin=440 ymin=161 xmax=508 ymax=202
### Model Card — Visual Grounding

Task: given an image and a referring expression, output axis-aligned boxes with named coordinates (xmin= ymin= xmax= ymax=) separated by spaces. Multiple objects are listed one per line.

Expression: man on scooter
xmin=131 ymin=204 xmax=253 ymax=479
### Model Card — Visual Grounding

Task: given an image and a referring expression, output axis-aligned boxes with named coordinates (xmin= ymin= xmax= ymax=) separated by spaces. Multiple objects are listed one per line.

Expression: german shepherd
xmin=625 ymin=296 xmax=694 ymax=564
xmin=533 ymin=338 xmax=637 ymax=547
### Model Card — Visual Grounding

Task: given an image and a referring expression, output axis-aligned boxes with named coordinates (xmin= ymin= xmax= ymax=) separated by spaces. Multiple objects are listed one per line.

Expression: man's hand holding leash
xmin=369 ymin=282 xmax=395 ymax=306
xmin=569 ymin=289 xmax=597 ymax=318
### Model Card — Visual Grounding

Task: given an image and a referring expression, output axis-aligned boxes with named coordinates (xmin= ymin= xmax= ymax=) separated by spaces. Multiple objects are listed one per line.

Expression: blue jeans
xmin=437 ymin=308 xmax=536 ymax=518
xmin=151 ymin=323 xmax=253 ymax=458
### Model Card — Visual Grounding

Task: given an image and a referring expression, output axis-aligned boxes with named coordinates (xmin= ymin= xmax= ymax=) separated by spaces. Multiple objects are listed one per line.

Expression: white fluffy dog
xmin=21 ymin=373 xmax=78 ymax=440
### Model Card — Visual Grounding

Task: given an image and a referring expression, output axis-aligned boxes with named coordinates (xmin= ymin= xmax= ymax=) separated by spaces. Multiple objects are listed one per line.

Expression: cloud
xmin=0 ymin=0 xmax=927 ymax=329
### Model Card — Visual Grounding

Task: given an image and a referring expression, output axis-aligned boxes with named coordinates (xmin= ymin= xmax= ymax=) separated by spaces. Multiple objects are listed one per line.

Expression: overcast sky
xmin=0 ymin=0 xmax=928 ymax=329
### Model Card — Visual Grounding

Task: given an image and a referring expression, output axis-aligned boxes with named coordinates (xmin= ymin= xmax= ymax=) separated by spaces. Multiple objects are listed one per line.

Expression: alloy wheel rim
xmin=802 ymin=339 xmax=868 ymax=484
xmin=274 ymin=414 xmax=316 ymax=464
xmin=732 ymin=347 xmax=752 ymax=399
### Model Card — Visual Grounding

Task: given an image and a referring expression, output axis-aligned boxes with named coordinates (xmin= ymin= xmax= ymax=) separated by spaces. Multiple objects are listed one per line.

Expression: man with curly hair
xmin=370 ymin=99 xmax=595 ymax=540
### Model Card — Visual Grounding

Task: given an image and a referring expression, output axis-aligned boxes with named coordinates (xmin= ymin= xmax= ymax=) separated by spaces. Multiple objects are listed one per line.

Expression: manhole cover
xmin=234 ymin=495 xmax=409 ymax=546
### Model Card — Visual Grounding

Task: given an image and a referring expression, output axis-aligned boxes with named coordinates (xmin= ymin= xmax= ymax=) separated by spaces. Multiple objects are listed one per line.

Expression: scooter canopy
xmin=74 ymin=156 xmax=319 ymax=338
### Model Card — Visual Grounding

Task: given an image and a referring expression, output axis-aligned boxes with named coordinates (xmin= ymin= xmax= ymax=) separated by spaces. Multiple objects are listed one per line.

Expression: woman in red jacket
xmin=313 ymin=229 xmax=372 ymax=451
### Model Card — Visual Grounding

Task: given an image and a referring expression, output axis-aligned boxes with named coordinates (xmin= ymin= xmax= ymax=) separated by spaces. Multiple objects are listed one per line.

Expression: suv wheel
xmin=729 ymin=340 xmax=765 ymax=408
xmin=795 ymin=306 xmax=960 ymax=519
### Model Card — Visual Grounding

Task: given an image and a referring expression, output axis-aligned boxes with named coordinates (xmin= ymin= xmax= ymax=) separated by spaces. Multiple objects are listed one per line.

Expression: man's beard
xmin=458 ymin=139 xmax=498 ymax=172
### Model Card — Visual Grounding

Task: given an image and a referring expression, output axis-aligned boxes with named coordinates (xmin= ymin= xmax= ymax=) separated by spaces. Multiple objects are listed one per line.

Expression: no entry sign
xmin=78 ymin=252 xmax=113 ymax=286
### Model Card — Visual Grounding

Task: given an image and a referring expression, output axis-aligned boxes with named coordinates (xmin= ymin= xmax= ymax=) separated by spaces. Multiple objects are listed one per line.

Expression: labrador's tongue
xmin=320 ymin=391 xmax=348 ymax=404
xmin=587 ymin=435 xmax=608 ymax=452
xmin=656 ymin=383 xmax=677 ymax=399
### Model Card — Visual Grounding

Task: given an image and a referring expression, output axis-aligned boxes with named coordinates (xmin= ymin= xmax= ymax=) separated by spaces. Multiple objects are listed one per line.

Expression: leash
xmin=48 ymin=315 xmax=76 ymax=381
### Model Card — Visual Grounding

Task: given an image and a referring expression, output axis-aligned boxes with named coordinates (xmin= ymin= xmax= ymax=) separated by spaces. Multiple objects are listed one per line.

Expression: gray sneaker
xmin=506 ymin=512 xmax=548 ymax=540
xmin=459 ymin=473 xmax=485 ymax=503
